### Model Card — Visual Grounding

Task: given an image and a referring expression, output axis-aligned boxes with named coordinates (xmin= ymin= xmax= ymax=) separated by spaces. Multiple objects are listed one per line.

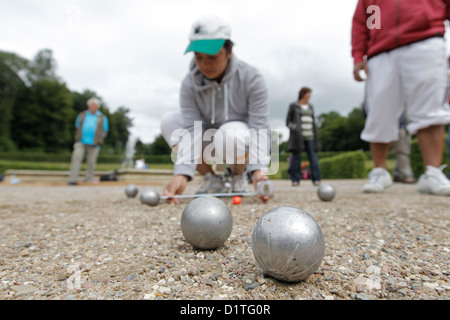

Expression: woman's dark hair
xmin=298 ymin=87 xmax=312 ymax=101
xmin=224 ymin=40 xmax=234 ymax=53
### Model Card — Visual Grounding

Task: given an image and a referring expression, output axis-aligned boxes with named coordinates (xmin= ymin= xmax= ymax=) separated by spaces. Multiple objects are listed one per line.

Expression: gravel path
xmin=0 ymin=179 xmax=448 ymax=300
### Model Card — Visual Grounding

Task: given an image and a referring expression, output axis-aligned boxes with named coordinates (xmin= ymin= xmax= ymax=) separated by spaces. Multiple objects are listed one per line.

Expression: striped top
xmin=299 ymin=104 xmax=314 ymax=141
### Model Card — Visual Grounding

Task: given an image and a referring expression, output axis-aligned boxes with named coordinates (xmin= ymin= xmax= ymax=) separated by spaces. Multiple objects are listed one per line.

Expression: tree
xmin=317 ymin=107 xmax=368 ymax=152
xmin=134 ymin=138 xmax=152 ymax=157
xmin=9 ymin=48 xmax=76 ymax=151
xmin=71 ymin=89 xmax=99 ymax=114
xmin=0 ymin=50 xmax=28 ymax=151
xmin=26 ymin=49 xmax=58 ymax=83
xmin=103 ymin=106 xmax=133 ymax=153
xmin=345 ymin=107 xmax=368 ymax=151
xmin=149 ymin=134 xmax=171 ymax=155
xmin=3 ymin=48 xmax=134 ymax=154
xmin=11 ymin=79 xmax=74 ymax=151
xmin=317 ymin=111 xmax=345 ymax=151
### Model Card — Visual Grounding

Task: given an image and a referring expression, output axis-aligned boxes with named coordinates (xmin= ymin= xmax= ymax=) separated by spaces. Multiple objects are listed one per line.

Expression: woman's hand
xmin=163 ymin=175 xmax=188 ymax=205
xmin=252 ymin=170 xmax=270 ymax=203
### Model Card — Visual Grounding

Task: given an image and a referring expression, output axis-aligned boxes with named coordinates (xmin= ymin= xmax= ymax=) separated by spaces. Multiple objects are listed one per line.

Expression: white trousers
xmin=362 ymin=37 xmax=450 ymax=143
xmin=160 ymin=111 xmax=250 ymax=165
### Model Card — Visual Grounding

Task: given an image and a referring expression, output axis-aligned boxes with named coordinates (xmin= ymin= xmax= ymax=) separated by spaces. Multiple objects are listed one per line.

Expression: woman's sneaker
xmin=418 ymin=165 xmax=450 ymax=196
xmin=196 ymin=173 xmax=229 ymax=194
xmin=232 ymin=173 xmax=248 ymax=193
xmin=363 ymin=167 xmax=393 ymax=193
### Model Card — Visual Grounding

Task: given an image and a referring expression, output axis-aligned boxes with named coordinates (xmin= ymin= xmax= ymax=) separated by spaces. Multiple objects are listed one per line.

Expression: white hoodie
xmin=174 ymin=54 xmax=271 ymax=179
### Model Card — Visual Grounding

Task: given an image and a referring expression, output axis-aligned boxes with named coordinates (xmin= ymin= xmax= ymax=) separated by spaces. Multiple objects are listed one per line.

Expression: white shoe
xmin=232 ymin=174 xmax=248 ymax=193
xmin=418 ymin=165 xmax=450 ymax=196
xmin=196 ymin=173 xmax=229 ymax=194
xmin=363 ymin=168 xmax=393 ymax=193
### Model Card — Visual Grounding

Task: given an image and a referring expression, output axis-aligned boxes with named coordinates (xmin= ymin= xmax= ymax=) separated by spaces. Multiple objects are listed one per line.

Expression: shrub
xmin=280 ymin=151 xmax=367 ymax=180
xmin=319 ymin=151 xmax=367 ymax=179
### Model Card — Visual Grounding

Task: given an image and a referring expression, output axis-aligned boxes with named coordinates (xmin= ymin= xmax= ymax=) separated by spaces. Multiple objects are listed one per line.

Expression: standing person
xmin=68 ymin=98 xmax=109 ymax=185
xmin=392 ymin=115 xmax=416 ymax=184
xmin=287 ymin=154 xmax=295 ymax=184
xmin=447 ymin=125 xmax=450 ymax=179
xmin=160 ymin=15 xmax=271 ymax=204
xmin=352 ymin=0 xmax=450 ymax=196
xmin=286 ymin=87 xmax=321 ymax=187
xmin=447 ymin=57 xmax=450 ymax=179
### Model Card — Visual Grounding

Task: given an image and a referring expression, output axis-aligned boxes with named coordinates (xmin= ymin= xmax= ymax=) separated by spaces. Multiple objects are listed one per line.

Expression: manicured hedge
xmin=281 ymin=151 xmax=367 ymax=179
xmin=0 ymin=152 xmax=174 ymax=164
xmin=319 ymin=151 xmax=367 ymax=179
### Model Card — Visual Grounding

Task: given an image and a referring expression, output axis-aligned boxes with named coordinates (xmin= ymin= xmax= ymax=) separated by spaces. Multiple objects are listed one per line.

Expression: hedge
xmin=281 ymin=151 xmax=367 ymax=179
xmin=0 ymin=152 xmax=173 ymax=164
xmin=318 ymin=151 xmax=367 ymax=179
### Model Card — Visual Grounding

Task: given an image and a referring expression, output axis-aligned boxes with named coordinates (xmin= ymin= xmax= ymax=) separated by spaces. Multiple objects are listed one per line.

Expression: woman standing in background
xmin=286 ymin=87 xmax=321 ymax=186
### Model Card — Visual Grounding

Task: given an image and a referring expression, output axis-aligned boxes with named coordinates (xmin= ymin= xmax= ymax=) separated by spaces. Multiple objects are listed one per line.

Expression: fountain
xmin=122 ymin=136 xmax=137 ymax=168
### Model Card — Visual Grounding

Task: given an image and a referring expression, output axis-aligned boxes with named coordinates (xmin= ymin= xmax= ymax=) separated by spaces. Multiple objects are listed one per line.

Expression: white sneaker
xmin=418 ymin=165 xmax=450 ymax=196
xmin=363 ymin=167 xmax=393 ymax=193
xmin=231 ymin=174 xmax=248 ymax=193
xmin=196 ymin=173 xmax=229 ymax=194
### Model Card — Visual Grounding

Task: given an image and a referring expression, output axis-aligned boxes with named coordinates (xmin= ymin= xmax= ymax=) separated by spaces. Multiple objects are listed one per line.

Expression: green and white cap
xmin=185 ymin=15 xmax=231 ymax=55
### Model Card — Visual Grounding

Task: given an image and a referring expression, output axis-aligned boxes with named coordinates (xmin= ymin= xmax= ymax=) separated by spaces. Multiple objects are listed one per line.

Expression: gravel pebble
xmin=0 ymin=179 xmax=449 ymax=300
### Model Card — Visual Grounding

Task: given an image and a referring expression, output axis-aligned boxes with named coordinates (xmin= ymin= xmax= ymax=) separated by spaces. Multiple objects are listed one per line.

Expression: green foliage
xmin=0 ymin=151 xmax=125 ymax=163
xmin=0 ymin=48 xmax=133 ymax=155
xmin=0 ymin=137 xmax=17 ymax=152
xmin=317 ymin=107 xmax=369 ymax=152
xmin=104 ymin=106 xmax=133 ymax=152
xmin=149 ymin=134 xmax=172 ymax=155
xmin=26 ymin=49 xmax=59 ymax=83
xmin=11 ymin=79 xmax=74 ymax=151
xmin=280 ymin=151 xmax=367 ymax=179
xmin=318 ymin=151 xmax=367 ymax=179
xmin=135 ymin=135 xmax=172 ymax=159
xmin=0 ymin=50 xmax=28 ymax=149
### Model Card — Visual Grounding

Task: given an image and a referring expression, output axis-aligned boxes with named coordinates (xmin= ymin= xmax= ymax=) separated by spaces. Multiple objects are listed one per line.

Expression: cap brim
xmin=184 ymin=39 xmax=226 ymax=55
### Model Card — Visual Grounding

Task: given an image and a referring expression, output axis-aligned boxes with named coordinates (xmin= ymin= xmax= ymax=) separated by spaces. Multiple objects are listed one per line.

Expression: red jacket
xmin=351 ymin=0 xmax=450 ymax=64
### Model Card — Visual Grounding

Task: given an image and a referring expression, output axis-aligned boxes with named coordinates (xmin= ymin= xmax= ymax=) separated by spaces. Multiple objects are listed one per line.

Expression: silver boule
xmin=256 ymin=180 xmax=275 ymax=198
xmin=251 ymin=206 xmax=325 ymax=282
xmin=125 ymin=184 xmax=139 ymax=198
xmin=181 ymin=197 xmax=233 ymax=250
xmin=139 ymin=188 xmax=160 ymax=206
xmin=317 ymin=183 xmax=336 ymax=202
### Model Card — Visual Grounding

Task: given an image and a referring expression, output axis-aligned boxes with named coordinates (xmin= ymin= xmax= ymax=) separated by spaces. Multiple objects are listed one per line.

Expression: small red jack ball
xmin=232 ymin=196 xmax=242 ymax=205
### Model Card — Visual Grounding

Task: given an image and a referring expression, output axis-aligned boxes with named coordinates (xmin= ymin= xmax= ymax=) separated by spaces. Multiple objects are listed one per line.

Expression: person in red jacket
xmin=352 ymin=0 xmax=450 ymax=196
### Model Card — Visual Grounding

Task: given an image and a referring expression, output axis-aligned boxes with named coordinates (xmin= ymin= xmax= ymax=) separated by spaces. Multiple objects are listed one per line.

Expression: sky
xmin=2 ymin=0 xmax=447 ymax=144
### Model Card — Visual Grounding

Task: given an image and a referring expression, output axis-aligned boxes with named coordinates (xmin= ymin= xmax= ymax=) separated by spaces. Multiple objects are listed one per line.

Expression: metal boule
xmin=256 ymin=180 xmax=275 ymax=198
xmin=251 ymin=206 xmax=325 ymax=282
xmin=125 ymin=184 xmax=139 ymax=198
xmin=317 ymin=184 xmax=336 ymax=202
xmin=180 ymin=197 xmax=233 ymax=250
xmin=139 ymin=188 xmax=160 ymax=206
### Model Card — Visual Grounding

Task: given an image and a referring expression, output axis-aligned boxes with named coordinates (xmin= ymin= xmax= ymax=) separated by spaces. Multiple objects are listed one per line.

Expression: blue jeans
xmin=447 ymin=126 xmax=450 ymax=179
xmin=290 ymin=140 xmax=321 ymax=183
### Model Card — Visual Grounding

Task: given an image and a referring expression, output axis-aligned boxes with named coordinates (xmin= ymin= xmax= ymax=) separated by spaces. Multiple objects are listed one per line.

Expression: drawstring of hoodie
xmin=224 ymin=83 xmax=229 ymax=121
xmin=210 ymin=83 xmax=229 ymax=125
xmin=211 ymin=86 xmax=216 ymax=125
